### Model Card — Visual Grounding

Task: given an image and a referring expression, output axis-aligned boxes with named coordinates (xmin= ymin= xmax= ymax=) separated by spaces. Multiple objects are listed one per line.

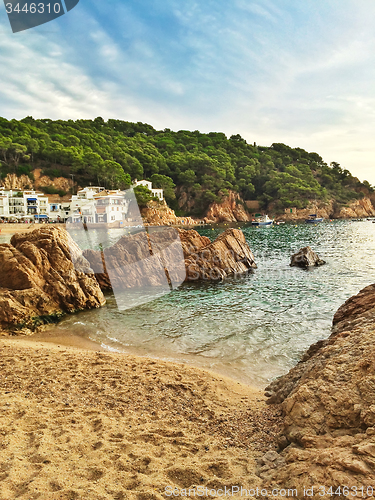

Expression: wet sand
xmin=0 ymin=336 xmax=281 ymax=500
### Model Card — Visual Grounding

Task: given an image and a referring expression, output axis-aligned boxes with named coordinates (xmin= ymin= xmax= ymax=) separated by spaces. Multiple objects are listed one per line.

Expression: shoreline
xmin=0 ymin=335 xmax=281 ymax=499
xmin=0 ymin=217 xmax=370 ymax=240
xmin=18 ymin=326 xmax=269 ymax=389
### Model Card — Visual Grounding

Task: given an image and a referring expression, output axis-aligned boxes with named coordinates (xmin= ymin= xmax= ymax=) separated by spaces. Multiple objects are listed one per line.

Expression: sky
xmin=1 ymin=0 xmax=375 ymax=184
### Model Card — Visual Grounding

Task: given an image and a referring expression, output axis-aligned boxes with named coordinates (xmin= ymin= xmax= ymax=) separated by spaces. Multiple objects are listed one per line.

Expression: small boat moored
xmin=305 ymin=213 xmax=324 ymax=223
xmin=251 ymin=214 xmax=274 ymax=227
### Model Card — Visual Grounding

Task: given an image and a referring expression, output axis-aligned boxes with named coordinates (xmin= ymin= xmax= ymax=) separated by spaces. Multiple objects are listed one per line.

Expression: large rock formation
xmin=181 ymin=227 xmax=257 ymax=280
xmin=338 ymin=197 xmax=375 ymax=218
xmin=1 ymin=169 xmax=72 ymax=195
xmin=83 ymin=227 xmax=257 ymax=290
xmin=141 ymin=200 xmax=198 ymax=226
xmin=205 ymin=191 xmax=251 ymax=223
xmin=262 ymin=284 xmax=375 ymax=493
xmin=0 ymin=227 xmax=105 ymax=334
xmin=290 ymin=246 xmax=326 ymax=268
xmin=1 ymin=173 xmax=34 ymax=190
xmin=279 ymin=197 xmax=375 ymax=222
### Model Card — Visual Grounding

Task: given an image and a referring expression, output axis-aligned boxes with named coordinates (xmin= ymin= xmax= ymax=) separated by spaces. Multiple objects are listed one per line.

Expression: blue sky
xmin=1 ymin=0 xmax=375 ymax=183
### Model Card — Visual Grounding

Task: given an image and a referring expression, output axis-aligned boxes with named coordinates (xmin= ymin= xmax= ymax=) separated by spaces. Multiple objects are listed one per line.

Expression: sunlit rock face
xmin=0 ymin=227 xmax=105 ymax=333
xmin=262 ymin=284 xmax=375 ymax=491
xmin=83 ymin=227 xmax=257 ymax=291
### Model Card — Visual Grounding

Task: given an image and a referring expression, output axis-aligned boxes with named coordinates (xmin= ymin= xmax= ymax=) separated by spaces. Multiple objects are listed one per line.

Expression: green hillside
xmin=0 ymin=116 xmax=373 ymax=215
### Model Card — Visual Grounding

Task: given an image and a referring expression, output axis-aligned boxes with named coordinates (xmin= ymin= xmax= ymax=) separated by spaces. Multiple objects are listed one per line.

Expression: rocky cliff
xmin=0 ymin=227 xmax=105 ymax=334
xmin=141 ymin=200 xmax=198 ymax=226
xmin=84 ymin=227 xmax=256 ymax=290
xmin=262 ymin=284 xmax=375 ymax=494
xmin=205 ymin=191 xmax=251 ymax=223
xmin=338 ymin=197 xmax=375 ymax=218
xmin=1 ymin=173 xmax=34 ymax=191
xmin=1 ymin=169 xmax=72 ymax=195
xmin=280 ymin=197 xmax=375 ymax=221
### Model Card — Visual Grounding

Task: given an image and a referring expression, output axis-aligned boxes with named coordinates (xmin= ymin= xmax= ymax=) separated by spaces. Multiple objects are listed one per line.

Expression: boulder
xmin=290 ymin=246 xmax=325 ymax=268
xmin=263 ymin=283 xmax=375 ymax=491
xmin=0 ymin=227 xmax=105 ymax=334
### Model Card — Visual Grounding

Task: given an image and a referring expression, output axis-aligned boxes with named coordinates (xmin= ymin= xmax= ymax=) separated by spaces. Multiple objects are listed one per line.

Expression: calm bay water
xmin=2 ymin=220 xmax=375 ymax=387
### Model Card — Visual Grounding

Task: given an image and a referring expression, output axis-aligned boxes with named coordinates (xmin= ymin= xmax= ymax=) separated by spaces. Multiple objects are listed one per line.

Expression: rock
xmin=84 ymin=228 xmax=187 ymax=291
xmin=290 ymin=246 xmax=326 ymax=268
xmin=141 ymin=200 xmax=197 ymax=226
xmin=1 ymin=169 xmax=73 ymax=194
xmin=279 ymin=201 xmax=334 ymax=222
xmin=0 ymin=227 xmax=105 ymax=333
xmin=1 ymin=173 xmax=34 ymax=190
xmin=176 ymin=187 xmax=197 ymax=214
xmin=83 ymin=228 xmax=257 ymax=290
xmin=205 ymin=191 xmax=250 ymax=223
xmin=338 ymin=198 xmax=375 ymax=218
xmin=182 ymin=228 xmax=257 ymax=280
xmin=278 ymin=197 xmax=375 ymax=221
xmin=332 ymin=283 xmax=375 ymax=334
xmin=263 ymin=283 xmax=375 ymax=491
xmin=36 ymin=174 xmax=72 ymax=193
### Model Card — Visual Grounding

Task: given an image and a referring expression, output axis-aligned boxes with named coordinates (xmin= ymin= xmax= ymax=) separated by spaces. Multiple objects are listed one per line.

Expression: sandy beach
xmin=0 ymin=223 xmax=64 ymax=236
xmin=0 ymin=336 xmax=281 ymax=500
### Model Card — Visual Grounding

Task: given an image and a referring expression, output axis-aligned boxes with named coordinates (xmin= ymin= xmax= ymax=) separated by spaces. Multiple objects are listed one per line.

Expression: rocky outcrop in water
xmin=290 ymin=246 xmax=326 ymax=268
xmin=262 ymin=284 xmax=375 ymax=493
xmin=84 ymin=227 xmax=257 ymax=290
xmin=0 ymin=227 xmax=105 ymax=334
xmin=182 ymin=227 xmax=257 ymax=280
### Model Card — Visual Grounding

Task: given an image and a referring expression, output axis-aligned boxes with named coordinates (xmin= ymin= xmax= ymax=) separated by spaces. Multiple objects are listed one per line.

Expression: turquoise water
xmin=34 ymin=219 xmax=375 ymax=387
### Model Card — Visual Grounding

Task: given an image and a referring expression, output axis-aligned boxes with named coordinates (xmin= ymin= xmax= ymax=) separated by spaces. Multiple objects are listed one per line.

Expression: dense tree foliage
xmin=0 ymin=116 xmax=372 ymax=214
xmin=133 ymin=185 xmax=158 ymax=208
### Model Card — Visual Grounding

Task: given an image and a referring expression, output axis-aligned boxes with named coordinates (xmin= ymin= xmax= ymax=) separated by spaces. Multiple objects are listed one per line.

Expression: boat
xmin=251 ymin=214 xmax=274 ymax=227
xmin=305 ymin=214 xmax=324 ymax=223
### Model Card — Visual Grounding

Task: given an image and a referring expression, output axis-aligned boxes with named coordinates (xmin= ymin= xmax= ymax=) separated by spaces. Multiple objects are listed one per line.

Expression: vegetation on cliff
xmin=0 ymin=116 xmax=373 ymax=215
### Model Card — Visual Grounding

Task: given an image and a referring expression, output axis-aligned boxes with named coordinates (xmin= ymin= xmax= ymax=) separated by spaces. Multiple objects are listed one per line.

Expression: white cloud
xmin=0 ymin=0 xmax=374 ymax=184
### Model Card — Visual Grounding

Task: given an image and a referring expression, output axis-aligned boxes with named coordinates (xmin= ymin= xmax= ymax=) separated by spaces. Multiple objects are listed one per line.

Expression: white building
xmin=134 ymin=180 xmax=163 ymax=201
xmin=68 ymin=188 xmax=130 ymax=224
xmin=0 ymin=188 xmax=51 ymax=222
xmin=71 ymin=186 xmax=105 ymax=204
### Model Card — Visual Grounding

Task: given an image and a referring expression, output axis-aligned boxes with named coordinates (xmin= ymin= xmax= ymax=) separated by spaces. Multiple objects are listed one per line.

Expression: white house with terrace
xmin=133 ymin=179 xmax=163 ymax=201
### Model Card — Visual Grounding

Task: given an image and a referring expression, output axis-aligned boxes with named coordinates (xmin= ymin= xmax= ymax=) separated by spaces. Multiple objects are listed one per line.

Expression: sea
xmin=2 ymin=219 xmax=375 ymax=387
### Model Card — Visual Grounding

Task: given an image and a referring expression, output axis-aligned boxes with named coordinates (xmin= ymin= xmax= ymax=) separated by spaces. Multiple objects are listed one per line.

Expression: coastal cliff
xmin=280 ymin=197 xmax=375 ymax=221
xmin=262 ymin=284 xmax=375 ymax=493
xmin=205 ymin=191 xmax=251 ymax=223
xmin=0 ymin=227 xmax=105 ymax=334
